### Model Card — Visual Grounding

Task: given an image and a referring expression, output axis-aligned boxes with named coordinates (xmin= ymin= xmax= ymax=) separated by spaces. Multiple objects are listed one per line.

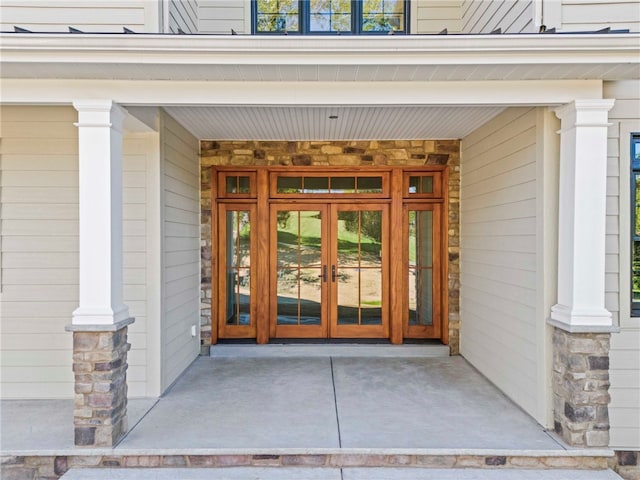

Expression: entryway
xmin=211 ymin=167 xmax=448 ymax=344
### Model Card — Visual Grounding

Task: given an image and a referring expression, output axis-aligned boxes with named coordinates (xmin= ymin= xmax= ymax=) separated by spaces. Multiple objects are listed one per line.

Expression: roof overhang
xmin=1 ymin=33 xmax=638 ymax=139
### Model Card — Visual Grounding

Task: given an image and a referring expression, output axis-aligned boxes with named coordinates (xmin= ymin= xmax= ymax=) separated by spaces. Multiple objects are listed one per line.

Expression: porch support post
xmin=549 ymin=99 xmax=616 ymax=448
xmin=66 ymin=100 xmax=134 ymax=447
xmin=550 ymin=99 xmax=615 ymax=331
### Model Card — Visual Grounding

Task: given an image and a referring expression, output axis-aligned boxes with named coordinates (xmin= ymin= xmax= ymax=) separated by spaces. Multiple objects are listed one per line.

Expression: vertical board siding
xmin=169 ymin=0 xmax=199 ymax=34
xmin=561 ymin=0 xmax=640 ymax=32
xmin=1 ymin=1 xmax=158 ymax=33
xmin=160 ymin=110 xmax=200 ymax=391
xmin=0 ymin=106 xmax=150 ymax=398
xmin=414 ymin=0 xmax=463 ymax=34
xmin=198 ymin=0 xmax=247 ymax=34
xmin=605 ymin=80 xmax=640 ymax=449
xmin=460 ymin=107 xmax=540 ymax=419
xmin=461 ymin=0 xmax=535 ymax=33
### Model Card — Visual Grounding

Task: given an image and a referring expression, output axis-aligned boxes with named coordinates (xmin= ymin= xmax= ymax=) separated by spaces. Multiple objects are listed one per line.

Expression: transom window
xmin=253 ymin=0 xmax=408 ymax=35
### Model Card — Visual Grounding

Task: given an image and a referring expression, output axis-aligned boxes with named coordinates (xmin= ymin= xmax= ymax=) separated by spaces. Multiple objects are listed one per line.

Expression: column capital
xmin=554 ymin=99 xmax=615 ymax=128
xmin=73 ymin=100 xmax=127 ymax=129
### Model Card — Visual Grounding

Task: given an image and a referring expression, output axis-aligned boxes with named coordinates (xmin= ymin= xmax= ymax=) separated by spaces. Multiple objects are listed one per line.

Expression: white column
xmin=72 ymin=100 xmax=130 ymax=325
xmin=550 ymin=99 xmax=615 ymax=331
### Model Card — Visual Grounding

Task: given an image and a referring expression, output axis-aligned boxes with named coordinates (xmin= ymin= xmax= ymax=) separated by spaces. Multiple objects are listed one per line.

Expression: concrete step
xmin=210 ymin=343 xmax=451 ymax=358
xmin=61 ymin=467 xmax=623 ymax=479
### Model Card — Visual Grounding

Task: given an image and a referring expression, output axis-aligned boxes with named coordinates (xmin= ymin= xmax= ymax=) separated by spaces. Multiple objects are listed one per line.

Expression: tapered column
xmin=550 ymin=99 xmax=615 ymax=331
xmin=67 ymin=100 xmax=134 ymax=447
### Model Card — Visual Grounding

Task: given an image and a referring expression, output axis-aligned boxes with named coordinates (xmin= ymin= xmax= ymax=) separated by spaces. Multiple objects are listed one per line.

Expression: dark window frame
xmin=631 ymin=133 xmax=640 ymax=316
xmin=252 ymin=0 xmax=410 ymax=35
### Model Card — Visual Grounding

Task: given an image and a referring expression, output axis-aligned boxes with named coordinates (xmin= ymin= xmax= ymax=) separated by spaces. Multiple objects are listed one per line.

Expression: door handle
xmin=331 ymin=265 xmax=336 ymax=282
xmin=319 ymin=265 xmax=327 ymax=282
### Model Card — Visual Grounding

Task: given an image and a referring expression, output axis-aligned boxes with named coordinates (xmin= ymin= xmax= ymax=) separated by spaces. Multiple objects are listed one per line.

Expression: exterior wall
xmin=460 ymin=107 xmax=556 ymax=424
xmin=199 ymin=139 xmax=461 ymax=351
xmin=169 ymin=0 xmax=199 ymax=34
xmin=0 ymin=105 xmax=153 ymax=398
xmin=556 ymin=0 xmax=640 ymax=32
xmin=461 ymin=0 xmax=536 ymax=33
xmin=159 ymin=110 xmax=201 ymax=391
xmin=413 ymin=1 xmax=462 ymax=34
xmin=198 ymin=0 xmax=250 ymax=34
xmin=0 ymin=1 xmax=160 ymax=33
xmin=605 ymin=80 xmax=640 ymax=450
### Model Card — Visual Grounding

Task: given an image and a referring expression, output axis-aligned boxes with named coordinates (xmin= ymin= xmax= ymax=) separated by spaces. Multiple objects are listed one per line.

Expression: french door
xmin=270 ymin=203 xmax=389 ymax=339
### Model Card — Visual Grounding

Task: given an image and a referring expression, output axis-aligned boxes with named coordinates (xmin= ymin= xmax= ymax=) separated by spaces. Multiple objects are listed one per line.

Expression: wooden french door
xmin=270 ymin=202 xmax=389 ymax=339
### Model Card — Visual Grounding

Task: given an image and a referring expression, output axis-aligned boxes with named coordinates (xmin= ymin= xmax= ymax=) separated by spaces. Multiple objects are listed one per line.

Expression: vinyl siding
xmin=0 ymin=105 xmax=152 ymax=398
xmin=169 ymin=0 xmax=199 ymax=34
xmin=559 ymin=0 xmax=640 ymax=32
xmin=461 ymin=0 xmax=536 ymax=33
xmin=460 ymin=107 xmax=547 ymax=422
xmin=159 ymin=110 xmax=200 ymax=391
xmin=198 ymin=0 xmax=248 ymax=34
xmin=605 ymin=80 xmax=640 ymax=449
xmin=0 ymin=1 xmax=159 ymax=33
xmin=414 ymin=1 xmax=462 ymax=34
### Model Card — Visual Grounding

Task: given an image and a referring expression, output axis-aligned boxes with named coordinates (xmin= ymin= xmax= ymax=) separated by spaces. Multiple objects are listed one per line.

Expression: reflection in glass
xmin=304 ymin=176 xmax=329 ymax=193
xmin=408 ymin=175 xmax=434 ymax=194
xmin=277 ymin=176 xmax=303 ymax=193
xmin=336 ymin=210 xmax=383 ymax=325
xmin=357 ymin=176 xmax=383 ymax=193
xmin=331 ymin=177 xmax=356 ymax=193
xmin=276 ymin=210 xmax=322 ymax=325
xmin=257 ymin=0 xmax=299 ymax=32
xmin=310 ymin=0 xmax=351 ymax=32
xmin=362 ymin=0 xmax=405 ymax=32
xmin=408 ymin=210 xmax=433 ymax=326
xmin=225 ymin=210 xmax=251 ymax=326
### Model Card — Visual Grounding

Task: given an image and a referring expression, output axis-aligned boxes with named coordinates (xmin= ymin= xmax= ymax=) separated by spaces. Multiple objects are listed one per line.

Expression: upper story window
xmin=631 ymin=134 xmax=640 ymax=315
xmin=254 ymin=1 xmax=408 ymax=35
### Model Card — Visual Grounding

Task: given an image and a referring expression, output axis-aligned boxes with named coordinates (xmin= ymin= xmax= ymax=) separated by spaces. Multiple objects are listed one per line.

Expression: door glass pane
xmin=277 ymin=176 xmax=303 ymax=193
xmin=336 ymin=209 xmax=383 ymax=326
xmin=276 ymin=210 xmax=322 ymax=326
xmin=225 ymin=210 xmax=251 ymax=326
xmin=408 ymin=209 xmax=433 ymax=326
xmin=331 ymin=177 xmax=356 ymax=193
xmin=357 ymin=176 xmax=383 ymax=193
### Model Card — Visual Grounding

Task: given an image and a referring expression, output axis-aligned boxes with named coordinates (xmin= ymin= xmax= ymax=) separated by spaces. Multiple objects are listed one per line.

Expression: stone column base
xmin=552 ymin=326 xmax=611 ymax=447
xmin=66 ymin=318 xmax=134 ymax=447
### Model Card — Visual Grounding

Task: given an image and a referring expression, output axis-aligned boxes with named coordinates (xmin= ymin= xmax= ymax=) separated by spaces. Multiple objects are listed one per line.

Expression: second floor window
xmin=254 ymin=1 xmax=408 ymax=35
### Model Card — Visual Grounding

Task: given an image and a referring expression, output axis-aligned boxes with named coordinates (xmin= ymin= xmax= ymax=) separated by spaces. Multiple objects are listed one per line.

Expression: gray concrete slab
xmin=343 ymin=468 xmax=622 ymax=479
xmin=118 ymin=357 xmax=340 ymax=449
xmin=62 ymin=467 xmax=342 ymax=479
xmin=0 ymin=397 xmax=156 ymax=452
xmin=211 ymin=344 xmax=450 ymax=358
xmin=332 ymin=357 xmax=561 ymax=449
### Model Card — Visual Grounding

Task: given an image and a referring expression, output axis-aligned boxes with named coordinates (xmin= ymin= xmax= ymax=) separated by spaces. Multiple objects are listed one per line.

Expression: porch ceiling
xmin=162 ymin=105 xmax=506 ymax=140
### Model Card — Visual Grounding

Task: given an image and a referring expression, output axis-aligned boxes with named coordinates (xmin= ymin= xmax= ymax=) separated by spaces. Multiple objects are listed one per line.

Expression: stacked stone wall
xmin=552 ymin=327 xmax=611 ymax=447
xmin=199 ymin=140 xmax=460 ymax=351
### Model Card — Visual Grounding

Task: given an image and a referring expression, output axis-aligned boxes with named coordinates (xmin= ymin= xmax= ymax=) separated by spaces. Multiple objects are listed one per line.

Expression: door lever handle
xmin=319 ymin=265 xmax=327 ymax=282
xmin=331 ymin=265 xmax=336 ymax=282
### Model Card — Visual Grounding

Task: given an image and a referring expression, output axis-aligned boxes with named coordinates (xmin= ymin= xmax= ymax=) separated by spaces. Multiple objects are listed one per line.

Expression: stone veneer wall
xmin=552 ymin=328 xmax=612 ymax=447
xmin=199 ymin=140 xmax=460 ymax=352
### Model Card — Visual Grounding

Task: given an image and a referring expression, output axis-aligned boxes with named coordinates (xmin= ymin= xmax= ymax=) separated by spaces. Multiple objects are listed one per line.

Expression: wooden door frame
xmin=210 ymin=165 xmax=449 ymax=345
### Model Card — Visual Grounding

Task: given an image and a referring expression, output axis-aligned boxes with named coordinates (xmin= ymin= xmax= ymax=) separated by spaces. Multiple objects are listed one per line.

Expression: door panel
xmin=404 ymin=203 xmax=441 ymax=338
xmin=270 ymin=204 xmax=329 ymax=338
xmin=330 ymin=204 xmax=389 ymax=338
xmin=218 ymin=204 xmax=256 ymax=339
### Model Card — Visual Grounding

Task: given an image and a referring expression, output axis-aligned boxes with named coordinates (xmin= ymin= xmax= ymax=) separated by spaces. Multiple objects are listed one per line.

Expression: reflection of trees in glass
xmin=257 ymin=0 xmax=299 ymax=32
xmin=632 ymin=140 xmax=640 ymax=303
xmin=362 ymin=0 xmax=404 ymax=31
xmin=342 ymin=211 xmax=382 ymax=245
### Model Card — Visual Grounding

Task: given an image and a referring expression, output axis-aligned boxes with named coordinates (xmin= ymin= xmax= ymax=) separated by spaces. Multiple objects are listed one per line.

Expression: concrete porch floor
xmin=1 ymin=355 xmax=564 ymax=453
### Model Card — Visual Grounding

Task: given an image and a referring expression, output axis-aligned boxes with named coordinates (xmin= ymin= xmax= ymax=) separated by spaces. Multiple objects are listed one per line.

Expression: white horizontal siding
xmin=460 ymin=107 xmax=541 ymax=420
xmin=605 ymin=79 xmax=640 ymax=450
xmin=1 ymin=1 xmax=159 ymax=33
xmin=561 ymin=0 xmax=640 ymax=32
xmin=198 ymin=0 xmax=248 ymax=34
xmin=461 ymin=0 xmax=536 ymax=33
xmin=0 ymin=106 xmax=150 ymax=399
xmin=414 ymin=0 xmax=462 ymax=33
xmin=169 ymin=0 xmax=198 ymax=34
xmin=160 ymin=110 xmax=200 ymax=391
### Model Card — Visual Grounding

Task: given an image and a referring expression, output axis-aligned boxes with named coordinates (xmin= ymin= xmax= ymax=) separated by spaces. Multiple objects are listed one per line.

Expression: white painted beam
xmin=549 ymin=99 xmax=617 ymax=332
xmin=71 ymin=100 xmax=130 ymax=326
xmin=0 ymin=79 xmax=603 ymax=106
